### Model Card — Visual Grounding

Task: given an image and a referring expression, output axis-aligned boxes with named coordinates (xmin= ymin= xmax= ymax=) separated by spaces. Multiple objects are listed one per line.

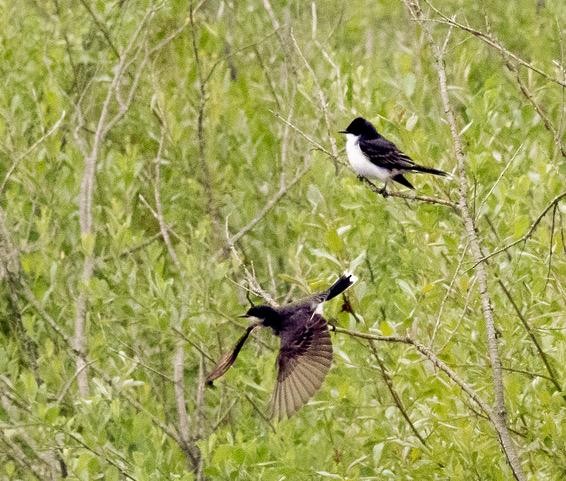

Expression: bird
xmin=206 ymin=272 xmax=358 ymax=420
xmin=339 ymin=117 xmax=447 ymax=195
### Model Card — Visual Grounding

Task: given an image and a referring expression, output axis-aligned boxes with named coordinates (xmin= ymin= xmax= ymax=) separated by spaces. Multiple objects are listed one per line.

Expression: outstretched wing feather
xmin=271 ymin=314 xmax=333 ymax=420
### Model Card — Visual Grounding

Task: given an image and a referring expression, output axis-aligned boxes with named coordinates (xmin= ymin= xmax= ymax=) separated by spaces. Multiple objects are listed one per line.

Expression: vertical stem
xmin=403 ymin=2 xmax=526 ymax=480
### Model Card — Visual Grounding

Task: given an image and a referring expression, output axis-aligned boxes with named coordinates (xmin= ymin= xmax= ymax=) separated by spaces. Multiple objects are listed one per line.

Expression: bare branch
xmin=474 ymin=191 xmax=566 ymax=266
xmin=78 ymin=0 xmax=122 ymax=60
xmin=153 ymin=124 xmax=181 ymax=270
xmin=368 ymin=341 xmax=428 ymax=446
xmin=475 ymin=143 xmax=524 ymax=219
xmin=360 ymin=176 xmax=458 ymax=209
xmin=173 ymin=336 xmax=201 ymax=471
xmin=226 ymin=162 xmax=312 ymax=248
xmin=0 ymin=110 xmax=66 ymax=194
xmin=404 ymin=1 xmax=526 ymax=479
xmin=290 ymin=31 xmax=340 ymax=171
xmin=430 ymin=240 xmax=470 ymax=347
xmin=510 ymin=64 xmax=566 ymax=158
xmin=422 ymin=0 xmax=566 ymax=88
xmin=73 ymin=5 xmax=159 ymax=397
xmin=189 ymin=4 xmax=220 ymax=234
xmin=100 ymin=232 xmax=162 ymax=263
xmin=225 ymin=231 xmax=278 ymax=306
xmin=334 ymin=327 xmax=498 ymax=422
xmin=497 ymin=280 xmax=563 ymax=397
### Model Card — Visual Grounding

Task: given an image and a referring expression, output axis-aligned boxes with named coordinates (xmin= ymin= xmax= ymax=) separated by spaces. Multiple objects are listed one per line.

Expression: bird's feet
xmin=379 ymin=186 xmax=389 ymax=198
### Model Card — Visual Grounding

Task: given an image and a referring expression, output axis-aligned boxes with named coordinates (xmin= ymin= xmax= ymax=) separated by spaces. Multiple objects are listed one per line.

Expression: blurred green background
xmin=0 ymin=0 xmax=564 ymax=479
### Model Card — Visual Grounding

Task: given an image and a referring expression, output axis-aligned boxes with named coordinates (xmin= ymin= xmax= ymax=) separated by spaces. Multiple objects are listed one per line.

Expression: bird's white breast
xmin=345 ymin=134 xmax=393 ymax=181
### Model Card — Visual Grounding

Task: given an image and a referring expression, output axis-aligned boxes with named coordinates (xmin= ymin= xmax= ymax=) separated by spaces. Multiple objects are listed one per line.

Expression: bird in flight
xmin=339 ymin=117 xmax=447 ymax=195
xmin=206 ymin=272 xmax=357 ymax=420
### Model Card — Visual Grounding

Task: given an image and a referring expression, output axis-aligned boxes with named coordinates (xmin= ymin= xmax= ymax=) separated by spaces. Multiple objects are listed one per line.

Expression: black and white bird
xmin=339 ymin=117 xmax=447 ymax=194
xmin=206 ymin=272 xmax=357 ymax=420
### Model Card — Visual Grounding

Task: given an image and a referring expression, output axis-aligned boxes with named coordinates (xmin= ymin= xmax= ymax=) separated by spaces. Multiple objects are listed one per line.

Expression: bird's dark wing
xmin=205 ymin=323 xmax=260 ymax=385
xmin=359 ymin=136 xmax=416 ymax=170
xmin=271 ymin=313 xmax=332 ymax=420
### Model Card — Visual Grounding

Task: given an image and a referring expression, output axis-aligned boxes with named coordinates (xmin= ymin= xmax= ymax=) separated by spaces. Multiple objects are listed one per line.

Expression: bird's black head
xmin=242 ymin=305 xmax=281 ymax=330
xmin=339 ymin=117 xmax=379 ymax=138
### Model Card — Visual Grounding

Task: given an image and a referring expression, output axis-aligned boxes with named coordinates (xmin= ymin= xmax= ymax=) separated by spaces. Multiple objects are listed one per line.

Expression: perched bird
xmin=206 ymin=272 xmax=357 ymax=420
xmin=339 ymin=117 xmax=447 ymax=194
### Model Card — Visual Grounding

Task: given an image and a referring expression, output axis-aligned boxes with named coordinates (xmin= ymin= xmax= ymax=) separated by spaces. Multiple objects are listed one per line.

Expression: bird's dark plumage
xmin=272 ymin=312 xmax=332 ymax=419
xmin=340 ymin=116 xmax=447 ymax=191
xmin=205 ymin=273 xmax=357 ymax=419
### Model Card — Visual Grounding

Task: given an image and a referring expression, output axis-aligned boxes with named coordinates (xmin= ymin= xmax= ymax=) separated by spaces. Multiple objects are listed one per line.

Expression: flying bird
xmin=339 ymin=117 xmax=447 ymax=194
xmin=206 ymin=272 xmax=357 ymax=420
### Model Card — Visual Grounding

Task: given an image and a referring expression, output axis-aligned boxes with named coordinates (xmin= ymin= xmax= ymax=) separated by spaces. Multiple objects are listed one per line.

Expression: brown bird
xmin=206 ymin=273 xmax=357 ymax=420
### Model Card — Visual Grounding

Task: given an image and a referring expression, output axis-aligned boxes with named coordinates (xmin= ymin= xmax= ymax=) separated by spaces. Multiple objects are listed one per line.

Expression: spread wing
xmin=271 ymin=313 xmax=332 ymax=420
xmin=359 ymin=136 xmax=416 ymax=170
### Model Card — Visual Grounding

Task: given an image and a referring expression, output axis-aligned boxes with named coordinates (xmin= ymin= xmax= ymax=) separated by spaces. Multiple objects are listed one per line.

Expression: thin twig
xmin=497 ymin=280 xmax=563 ymax=396
xmin=422 ymin=0 xmax=566 ymax=88
xmin=100 ymin=232 xmax=162 ymax=262
xmin=368 ymin=341 xmax=428 ymax=446
xmin=189 ymin=4 xmax=220 ymax=234
xmin=510 ymin=64 xmax=566 ymax=158
xmin=474 ymin=191 xmax=566 ymax=267
xmin=475 ymin=143 xmax=524 ymax=219
xmin=334 ymin=327 xmax=498 ymax=423
xmin=226 ymin=235 xmax=277 ymax=307
xmin=153 ymin=123 xmax=181 ymax=270
xmin=0 ymin=110 xmax=66 ymax=194
xmin=78 ymin=0 xmax=122 ymax=60
xmin=404 ymin=2 xmax=525 ymax=479
xmin=290 ymin=30 xmax=340 ymax=172
xmin=225 ymin=162 xmax=312 ymax=248
xmin=544 ymin=203 xmax=558 ymax=292
xmin=360 ymin=176 xmax=457 ymax=209
xmin=430 ymin=240 xmax=470 ymax=347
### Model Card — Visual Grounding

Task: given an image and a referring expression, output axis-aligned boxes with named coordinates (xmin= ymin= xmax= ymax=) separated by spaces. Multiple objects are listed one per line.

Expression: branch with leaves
xmin=404 ymin=1 xmax=526 ymax=479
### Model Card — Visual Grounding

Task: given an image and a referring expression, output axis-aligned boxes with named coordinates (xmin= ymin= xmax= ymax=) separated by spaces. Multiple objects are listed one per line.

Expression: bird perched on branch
xmin=339 ymin=117 xmax=447 ymax=195
xmin=206 ymin=272 xmax=357 ymax=420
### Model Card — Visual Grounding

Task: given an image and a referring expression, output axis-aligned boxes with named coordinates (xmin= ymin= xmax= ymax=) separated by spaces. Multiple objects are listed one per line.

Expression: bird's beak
xmin=338 ymin=130 xmax=347 ymax=134
xmin=238 ymin=314 xmax=250 ymax=318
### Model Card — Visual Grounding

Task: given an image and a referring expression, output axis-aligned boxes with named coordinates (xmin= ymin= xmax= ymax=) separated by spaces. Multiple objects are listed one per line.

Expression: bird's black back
xmin=359 ymin=136 xmax=416 ymax=170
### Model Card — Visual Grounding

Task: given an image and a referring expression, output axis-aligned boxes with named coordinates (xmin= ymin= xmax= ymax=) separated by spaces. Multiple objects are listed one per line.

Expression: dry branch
xmin=497 ymin=280 xmax=563 ymax=396
xmin=0 ymin=110 xmax=66 ymax=194
xmin=368 ymin=341 xmax=428 ymax=446
xmin=73 ymin=6 xmax=158 ymax=397
xmin=510 ymin=65 xmax=566 ymax=158
xmin=422 ymin=0 xmax=566 ymax=88
xmin=403 ymin=1 xmax=526 ymax=479
xmin=334 ymin=327 xmax=498 ymax=421
xmin=474 ymin=191 xmax=566 ymax=267
xmin=225 ymin=162 xmax=312 ymax=248
xmin=149 ymin=93 xmax=205 ymax=476
xmin=189 ymin=5 xmax=220 ymax=235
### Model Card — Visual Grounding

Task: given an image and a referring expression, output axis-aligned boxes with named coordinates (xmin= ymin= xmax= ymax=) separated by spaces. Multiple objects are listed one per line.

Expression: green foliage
xmin=0 ymin=0 xmax=564 ymax=480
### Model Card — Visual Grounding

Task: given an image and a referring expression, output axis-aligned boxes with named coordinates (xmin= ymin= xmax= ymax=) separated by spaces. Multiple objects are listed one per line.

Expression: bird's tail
xmin=324 ymin=272 xmax=358 ymax=301
xmin=412 ymin=164 xmax=447 ymax=176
